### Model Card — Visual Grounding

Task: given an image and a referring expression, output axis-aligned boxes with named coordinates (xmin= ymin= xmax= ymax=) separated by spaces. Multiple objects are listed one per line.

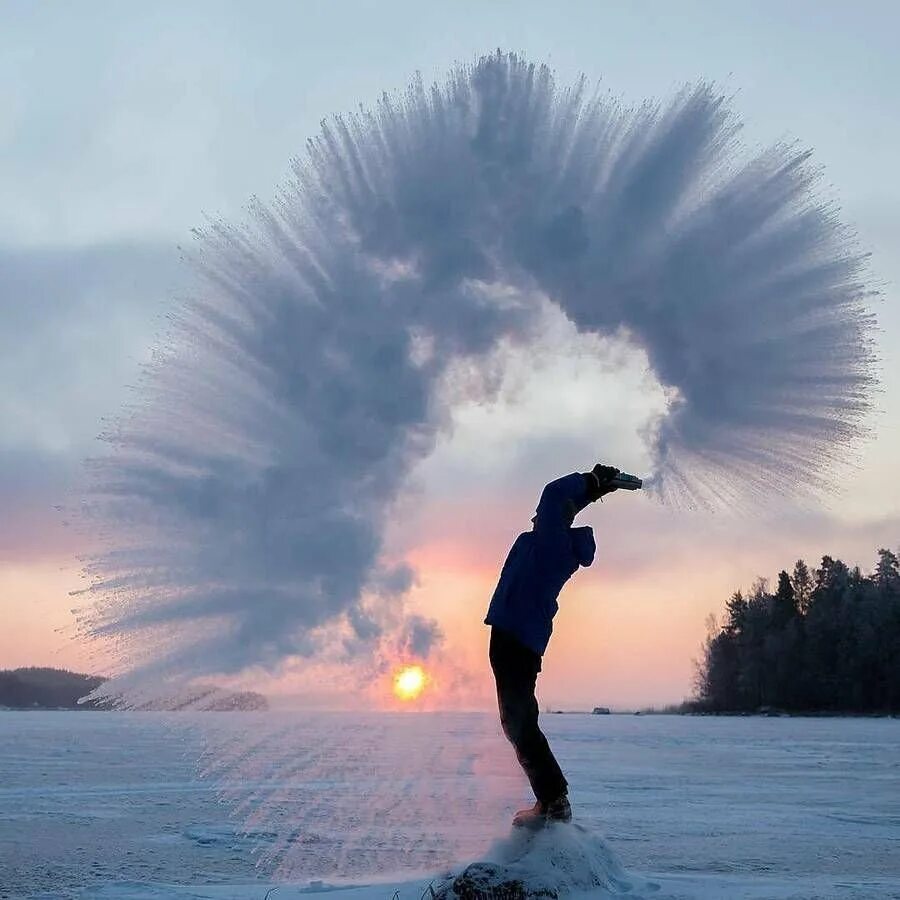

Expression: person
xmin=484 ymin=464 xmax=620 ymax=828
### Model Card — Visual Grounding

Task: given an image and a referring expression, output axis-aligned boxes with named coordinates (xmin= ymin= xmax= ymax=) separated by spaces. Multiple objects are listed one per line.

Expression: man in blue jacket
xmin=485 ymin=464 xmax=620 ymax=827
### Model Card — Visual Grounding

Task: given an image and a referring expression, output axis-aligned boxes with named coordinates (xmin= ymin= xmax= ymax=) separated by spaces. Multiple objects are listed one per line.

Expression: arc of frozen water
xmin=78 ymin=51 xmax=877 ymax=690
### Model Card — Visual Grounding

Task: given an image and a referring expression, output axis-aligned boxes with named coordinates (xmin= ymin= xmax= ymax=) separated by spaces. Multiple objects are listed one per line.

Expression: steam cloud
xmin=78 ymin=52 xmax=876 ymax=688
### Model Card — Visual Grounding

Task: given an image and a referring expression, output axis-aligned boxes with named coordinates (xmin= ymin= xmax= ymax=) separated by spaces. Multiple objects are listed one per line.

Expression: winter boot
xmin=512 ymin=800 xmax=543 ymax=828
xmin=544 ymin=794 xmax=572 ymax=822
xmin=512 ymin=794 xmax=572 ymax=829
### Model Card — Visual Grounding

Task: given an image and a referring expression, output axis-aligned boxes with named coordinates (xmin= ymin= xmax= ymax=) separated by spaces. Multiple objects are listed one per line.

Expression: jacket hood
xmin=571 ymin=525 xmax=596 ymax=567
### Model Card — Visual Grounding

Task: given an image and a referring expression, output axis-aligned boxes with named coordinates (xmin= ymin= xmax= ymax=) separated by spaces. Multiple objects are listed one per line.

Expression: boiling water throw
xmin=78 ymin=51 xmax=877 ymax=692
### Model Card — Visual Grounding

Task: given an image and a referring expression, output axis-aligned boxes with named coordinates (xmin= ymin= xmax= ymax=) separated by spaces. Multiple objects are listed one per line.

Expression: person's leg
xmin=489 ymin=628 xmax=568 ymax=806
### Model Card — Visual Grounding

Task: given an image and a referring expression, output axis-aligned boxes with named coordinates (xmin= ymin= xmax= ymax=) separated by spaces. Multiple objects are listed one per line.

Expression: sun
xmin=393 ymin=664 xmax=427 ymax=701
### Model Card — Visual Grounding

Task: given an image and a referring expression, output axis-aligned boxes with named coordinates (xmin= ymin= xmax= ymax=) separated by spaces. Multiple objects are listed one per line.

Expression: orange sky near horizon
xmin=392 ymin=502 xmax=900 ymax=710
xmin=6 ymin=479 xmax=898 ymax=712
xmin=3 ymin=322 xmax=900 ymax=710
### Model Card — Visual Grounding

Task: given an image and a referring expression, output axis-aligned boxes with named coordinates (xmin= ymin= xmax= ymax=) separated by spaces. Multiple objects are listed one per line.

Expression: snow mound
xmin=435 ymin=823 xmax=660 ymax=899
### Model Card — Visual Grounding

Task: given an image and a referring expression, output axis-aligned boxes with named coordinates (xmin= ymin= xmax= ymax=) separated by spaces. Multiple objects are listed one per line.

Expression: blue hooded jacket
xmin=484 ymin=473 xmax=597 ymax=655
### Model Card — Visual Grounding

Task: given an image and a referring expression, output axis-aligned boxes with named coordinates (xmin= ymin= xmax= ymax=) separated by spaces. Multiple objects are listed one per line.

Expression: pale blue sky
xmin=3 ymin=1 xmax=899 ymax=250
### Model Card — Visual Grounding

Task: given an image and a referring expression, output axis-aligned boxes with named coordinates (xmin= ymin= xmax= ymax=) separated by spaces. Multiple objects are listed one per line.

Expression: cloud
xmin=0 ymin=242 xmax=183 ymax=453
xmin=0 ymin=447 xmax=80 ymax=564
xmin=0 ymin=242 xmax=182 ymax=563
xmin=77 ymin=53 xmax=877 ymax=693
xmin=398 ymin=614 xmax=444 ymax=659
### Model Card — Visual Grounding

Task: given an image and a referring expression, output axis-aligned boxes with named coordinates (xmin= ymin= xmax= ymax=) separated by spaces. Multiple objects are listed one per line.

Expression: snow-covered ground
xmin=1 ymin=711 xmax=898 ymax=900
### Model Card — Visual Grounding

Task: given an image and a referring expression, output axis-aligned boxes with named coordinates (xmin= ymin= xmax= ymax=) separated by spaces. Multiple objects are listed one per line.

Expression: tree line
xmin=0 ymin=667 xmax=269 ymax=711
xmin=0 ymin=667 xmax=106 ymax=709
xmin=696 ymin=547 xmax=900 ymax=713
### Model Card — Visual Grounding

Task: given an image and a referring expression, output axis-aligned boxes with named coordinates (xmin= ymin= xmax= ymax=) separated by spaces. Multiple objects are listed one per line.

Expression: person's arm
xmin=530 ymin=475 xmax=583 ymax=571
xmin=534 ymin=474 xmax=585 ymax=531
xmin=534 ymin=465 xmax=620 ymax=529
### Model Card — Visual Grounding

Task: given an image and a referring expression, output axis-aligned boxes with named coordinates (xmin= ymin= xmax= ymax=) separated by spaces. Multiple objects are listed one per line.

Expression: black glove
xmin=585 ymin=464 xmax=620 ymax=502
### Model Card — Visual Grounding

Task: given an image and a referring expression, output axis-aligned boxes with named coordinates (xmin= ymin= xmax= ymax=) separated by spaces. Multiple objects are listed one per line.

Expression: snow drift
xmin=437 ymin=822 xmax=659 ymax=898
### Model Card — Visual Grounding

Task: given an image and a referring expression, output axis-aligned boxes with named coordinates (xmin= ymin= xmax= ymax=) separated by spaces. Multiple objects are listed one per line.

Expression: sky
xmin=1 ymin=0 xmax=899 ymax=708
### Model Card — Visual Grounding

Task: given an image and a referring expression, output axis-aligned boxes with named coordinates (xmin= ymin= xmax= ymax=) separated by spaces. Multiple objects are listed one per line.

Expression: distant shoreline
xmin=550 ymin=706 xmax=899 ymax=718
xmin=0 ymin=667 xmax=268 ymax=712
xmin=1 ymin=705 xmax=894 ymax=718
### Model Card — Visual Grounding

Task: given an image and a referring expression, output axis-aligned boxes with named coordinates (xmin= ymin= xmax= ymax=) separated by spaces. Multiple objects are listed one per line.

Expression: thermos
xmin=609 ymin=472 xmax=642 ymax=491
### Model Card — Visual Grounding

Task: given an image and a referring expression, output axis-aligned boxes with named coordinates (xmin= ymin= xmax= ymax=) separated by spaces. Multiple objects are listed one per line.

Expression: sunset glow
xmin=393 ymin=665 xmax=427 ymax=701
xmin=2 ymin=10 xmax=899 ymax=719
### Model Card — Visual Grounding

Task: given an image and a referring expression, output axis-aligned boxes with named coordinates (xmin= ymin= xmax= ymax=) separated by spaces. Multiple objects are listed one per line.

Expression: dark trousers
xmin=489 ymin=627 xmax=568 ymax=805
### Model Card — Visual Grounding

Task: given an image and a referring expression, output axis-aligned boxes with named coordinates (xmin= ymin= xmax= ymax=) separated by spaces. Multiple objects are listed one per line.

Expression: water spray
xmin=78 ymin=50 xmax=877 ymax=694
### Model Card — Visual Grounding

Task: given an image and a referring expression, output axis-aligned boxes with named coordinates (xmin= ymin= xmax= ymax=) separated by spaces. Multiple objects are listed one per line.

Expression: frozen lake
xmin=0 ymin=711 xmax=898 ymax=899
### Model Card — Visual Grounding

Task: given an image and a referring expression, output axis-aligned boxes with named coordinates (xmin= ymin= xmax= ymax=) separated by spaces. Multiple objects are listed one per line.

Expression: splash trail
xmin=78 ymin=52 xmax=877 ymax=689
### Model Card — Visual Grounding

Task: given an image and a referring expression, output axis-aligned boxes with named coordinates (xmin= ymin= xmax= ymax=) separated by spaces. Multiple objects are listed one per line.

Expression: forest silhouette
xmin=696 ymin=547 xmax=900 ymax=713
